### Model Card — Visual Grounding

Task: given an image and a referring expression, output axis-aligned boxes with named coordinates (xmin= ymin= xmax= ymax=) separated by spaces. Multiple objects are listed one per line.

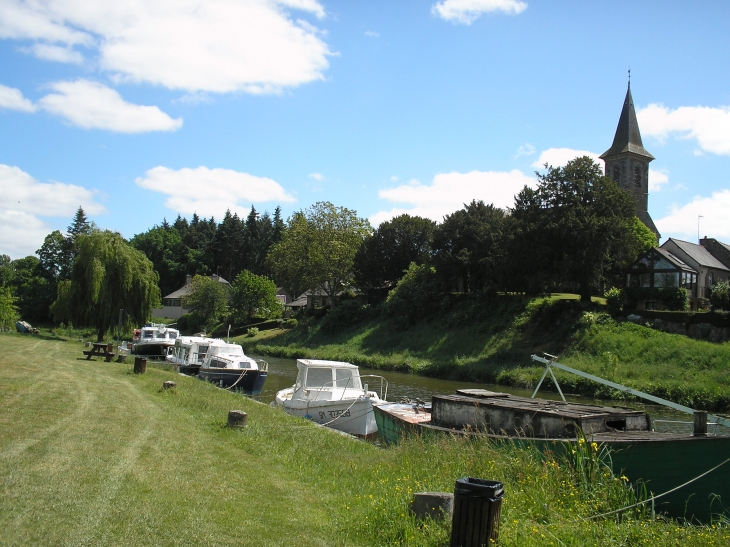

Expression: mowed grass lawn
xmin=2 ymin=333 xmax=729 ymax=546
xmin=0 ymin=333 xmax=363 ymax=546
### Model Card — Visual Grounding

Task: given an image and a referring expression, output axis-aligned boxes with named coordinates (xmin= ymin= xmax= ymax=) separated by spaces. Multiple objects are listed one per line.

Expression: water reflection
xmin=255 ymin=355 xmax=729 ymax=437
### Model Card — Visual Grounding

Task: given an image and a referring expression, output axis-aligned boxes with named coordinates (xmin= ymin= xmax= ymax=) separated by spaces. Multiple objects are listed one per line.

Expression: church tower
xmin=600 ymin=82 xmax=660 ymax=239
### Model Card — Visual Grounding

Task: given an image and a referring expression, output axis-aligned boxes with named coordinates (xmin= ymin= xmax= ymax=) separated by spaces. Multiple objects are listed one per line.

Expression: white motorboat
xmin=197 ymin=340 xmax=268 ymax=395
xmin=167 ymin=335 xmax=214 ymax=375
xmin=131 ymin=323 xmax=180 ymax=358
xmin=275 ymin=359 xmax=388 ymax=437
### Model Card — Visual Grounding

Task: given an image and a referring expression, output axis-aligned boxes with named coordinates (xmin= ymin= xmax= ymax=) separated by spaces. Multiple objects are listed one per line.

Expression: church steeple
xmin=601 ymin=82 xmax=660 ymax=240
xmin=600 ymin=83 xmax=654 ymax=161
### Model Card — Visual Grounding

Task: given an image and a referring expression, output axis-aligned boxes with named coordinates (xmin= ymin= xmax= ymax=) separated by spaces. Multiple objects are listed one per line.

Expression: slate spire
xmin=600 ymin=83 xmax=654 ymax=160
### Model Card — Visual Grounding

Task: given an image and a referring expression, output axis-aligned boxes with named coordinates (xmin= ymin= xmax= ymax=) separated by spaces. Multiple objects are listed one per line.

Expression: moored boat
xmin=131 ymin=323 xmax=180 ymax=358
xmin=167 ymin=335 xmax=214 ymax=375
xmin=374 ymin=385 xmax=730 ymax=521
xmin=275 ymin=359 xmax=388 ymax=437
xmin=197 ymin=340 xmax=268 ymax=395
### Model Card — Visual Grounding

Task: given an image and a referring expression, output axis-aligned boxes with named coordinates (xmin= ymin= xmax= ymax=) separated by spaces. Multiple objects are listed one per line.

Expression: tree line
xmin=0 ymin=157 xmax=657 ymax=336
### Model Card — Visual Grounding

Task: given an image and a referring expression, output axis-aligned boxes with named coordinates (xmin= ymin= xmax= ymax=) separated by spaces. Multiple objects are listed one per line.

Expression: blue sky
xmin=1 ymin=0 xmax=730 ymax=259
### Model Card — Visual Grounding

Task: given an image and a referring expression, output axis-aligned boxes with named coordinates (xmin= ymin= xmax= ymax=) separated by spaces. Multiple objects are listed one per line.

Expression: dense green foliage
xmin=432 ymin=200 xmax=506 ymax=293
xmin=509 ymin=157 xmax=641 ymax=301
xmin=0 ymin=285 xmax=19 ymax=328
xmin=181 ymin=274 xmax=229 ymax=332
xmin=385 ymin=263 xmax=443 ymax=330
xmin=50 ymin=230 xmax=161 ymax=341
xmin=624 ymin=287 xmax=690 ymax=311
xmin=353 ymin=214 xmax=435 ymax=299
xmin=230 ymin=269 xmax=281 ymax=321
xmin=710 ymin=280 xmax=730 ymax=310
xmin=267 ymin=201 xmax=371 ymax=306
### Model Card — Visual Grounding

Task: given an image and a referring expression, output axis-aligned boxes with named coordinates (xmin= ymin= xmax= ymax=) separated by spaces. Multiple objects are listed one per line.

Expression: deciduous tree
xmin=230 ymin=270 xmax=281 ymax=321
xmin=268 ymin=202 xmax=371 ymax=306
xmin=181 ymin=275 xmax=229 ymax=332
xmin=510 ymin=156 xmax=637 ymax=302
xmin=353 ymin=214 xmax=435 ymax=299
xmin=50 ymin=230 xmax=161 ymax=341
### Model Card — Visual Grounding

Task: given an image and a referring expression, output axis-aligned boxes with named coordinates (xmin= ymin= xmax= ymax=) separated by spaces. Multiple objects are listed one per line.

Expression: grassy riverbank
xmin=239 ymin=295 xmax=730 ymax=412
xmin=2 ymin=332 xmax=729 ymax=546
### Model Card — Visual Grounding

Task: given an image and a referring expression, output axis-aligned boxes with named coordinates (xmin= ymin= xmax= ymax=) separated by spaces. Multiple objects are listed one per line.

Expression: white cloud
xmin=649 ymin=168 xmax=669 ymax=192
xmin=38 ymin=80 xmax=182 ymax=133
xmin=515 ymin=143 xmax=535 ymax=158
xmin=0 ymin=210 xmax=53 ymax=259
xmin=0 ymin=83 xmax=36 ymax=112
xmin=390 ymin=176 xmax=399 ymax=182
xmin=638 ymin=103 xmax=730 ymax=156
xmin=2 ymin=0 xmax=332 ymax=94
xmin=0 ymin=164 xmax=106 ymax=258
xmin=431 ymin=0 xmax=527 ymax=24
xmin=655 ymin=190 xmax=730 ymax=242
xmin=372 ymin=169 xmax=535 ymax=225
xmin=364 ymin=31 xmax=379 ymax=38
xmin=135 ymin=166 xmax=296 ymax=219
xmin=308 ymin=172 xmax=324 ymax=181
xmin=531 ymin=147 xmax=600 ymax=169
xmin=23 ymin=43 xmax=84 ymax=64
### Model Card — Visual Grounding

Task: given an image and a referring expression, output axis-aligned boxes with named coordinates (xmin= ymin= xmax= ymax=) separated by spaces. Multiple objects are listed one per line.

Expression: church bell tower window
xmin=634 ymin=165 xmax=642 ymax=187
xmin=613 ymin=165 xmax=621 ymax=184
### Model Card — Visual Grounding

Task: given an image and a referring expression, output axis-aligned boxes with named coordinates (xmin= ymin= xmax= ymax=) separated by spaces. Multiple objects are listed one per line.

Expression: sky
xmin=1 ymin=0 xmax=730 ymax=259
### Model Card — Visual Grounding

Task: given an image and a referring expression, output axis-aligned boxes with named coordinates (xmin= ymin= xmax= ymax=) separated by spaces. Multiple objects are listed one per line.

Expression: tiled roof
xmin=663 ymin=239 xmax=730 ymax=271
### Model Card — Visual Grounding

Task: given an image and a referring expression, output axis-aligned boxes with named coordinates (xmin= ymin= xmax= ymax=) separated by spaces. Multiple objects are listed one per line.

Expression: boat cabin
xmin=431 ymin=390 xmax=651 ymax=438
xmin=292 ymin=359 xmax=366 ymax=402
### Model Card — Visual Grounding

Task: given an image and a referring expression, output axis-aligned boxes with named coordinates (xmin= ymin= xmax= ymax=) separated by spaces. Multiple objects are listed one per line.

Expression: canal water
xmin=256 ymin=355 xmax=729 ymax=437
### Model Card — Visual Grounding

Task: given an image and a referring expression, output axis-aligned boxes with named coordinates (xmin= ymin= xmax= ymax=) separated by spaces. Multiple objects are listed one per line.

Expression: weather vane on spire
xmin=628 ymin=68 xmax=631 ymax=87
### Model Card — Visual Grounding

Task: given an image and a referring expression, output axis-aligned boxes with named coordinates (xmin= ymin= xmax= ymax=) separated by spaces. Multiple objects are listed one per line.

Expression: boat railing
xmin=255 ymin=359 xmax=268 ymax=372
xmin=360 ymin=374 xmax=388 ymax=401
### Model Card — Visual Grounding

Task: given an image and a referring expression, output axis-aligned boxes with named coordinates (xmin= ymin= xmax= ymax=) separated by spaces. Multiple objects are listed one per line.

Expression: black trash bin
xmin=450 ymin=477 xmax=504 ymax=546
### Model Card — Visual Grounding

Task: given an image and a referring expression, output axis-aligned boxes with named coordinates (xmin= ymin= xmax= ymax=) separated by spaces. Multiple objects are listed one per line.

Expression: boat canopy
xmin=296 ymin=359 xmax=363 ymax=390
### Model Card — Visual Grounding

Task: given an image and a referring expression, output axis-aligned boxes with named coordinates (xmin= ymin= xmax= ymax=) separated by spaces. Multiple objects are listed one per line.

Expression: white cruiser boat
xmin=197 ymin=340 xmax=268 ymax=396
xmin=132 ymin=323 xmax=180 ymax=358
xmin=275 ymin=359 xmax=388 ymax=437
xmin=167 ymin=335 xmax=214 ymax=375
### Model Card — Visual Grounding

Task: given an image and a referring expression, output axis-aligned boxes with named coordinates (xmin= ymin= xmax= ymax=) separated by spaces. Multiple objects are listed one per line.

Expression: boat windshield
xmin=335 ymin=368 xmax=361 ymax=389
xmin=305 ymin=368 xmax=332 ymax=388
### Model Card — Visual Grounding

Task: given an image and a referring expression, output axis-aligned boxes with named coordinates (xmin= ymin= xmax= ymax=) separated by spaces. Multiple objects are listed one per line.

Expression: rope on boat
xmin=223 ymin=368 xmax=247 ymax=391
xmin=582 ymin=456 xmax=730 ymax=521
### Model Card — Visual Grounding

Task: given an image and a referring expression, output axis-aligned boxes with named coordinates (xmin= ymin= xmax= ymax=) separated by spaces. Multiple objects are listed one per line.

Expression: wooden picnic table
xmin=83 ymin=342 xmax=116 ymax=362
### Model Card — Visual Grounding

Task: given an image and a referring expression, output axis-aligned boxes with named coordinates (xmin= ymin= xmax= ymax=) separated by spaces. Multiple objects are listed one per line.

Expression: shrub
xmin=246 ymin=327 xmax=259 ymax=337
xmin=604 ymin=287 xmax=623 ymax=315
xmin=283 ymin=319 xmax=298 ymax=329
xmin=624 ymin=287 xmax=689 ymax=311
xmin=319 ymin=300 xmax=370 ymax=334
xmin=710 ymin=280 xmax=730 ymax=311
xmin=384 ymin=262 xmax=444 ymax=330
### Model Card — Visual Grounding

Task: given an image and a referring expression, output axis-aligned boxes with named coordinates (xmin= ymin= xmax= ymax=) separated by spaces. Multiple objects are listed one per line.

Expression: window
xmin=613 ymin=165 xmax=621 ymax=184
xmin=645 ymin=301 xmax=658 ymax=310
xmin=335 ymin=368 xmax=361 ymax=389
xmin=654 ymin=272 xmax=679 ymax=288
xmin=306 ymin=368 xmax=332 ymax=388
xmin=634 ymin=165 xmax=642 ymax=187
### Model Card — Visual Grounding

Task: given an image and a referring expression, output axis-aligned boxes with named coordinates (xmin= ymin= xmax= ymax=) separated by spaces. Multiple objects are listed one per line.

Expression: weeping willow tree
xmin=51 ymin=230 xmax=161 ymax=341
